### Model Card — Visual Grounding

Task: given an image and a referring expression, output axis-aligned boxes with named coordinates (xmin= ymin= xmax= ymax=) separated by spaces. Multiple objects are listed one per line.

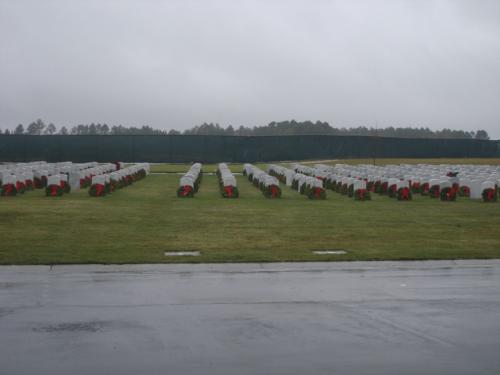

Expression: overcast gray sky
xmin=1 ymin=0 xmax=499 ymax=136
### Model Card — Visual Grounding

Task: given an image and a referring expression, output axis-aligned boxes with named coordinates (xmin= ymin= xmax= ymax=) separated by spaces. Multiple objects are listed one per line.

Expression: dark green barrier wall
xmin=0 ymin=135 xmax=498 ymax=162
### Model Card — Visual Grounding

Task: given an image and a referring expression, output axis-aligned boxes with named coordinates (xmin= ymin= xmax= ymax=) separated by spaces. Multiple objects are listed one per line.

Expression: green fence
xmin=0 ymin=135 xmax=498 ymax=162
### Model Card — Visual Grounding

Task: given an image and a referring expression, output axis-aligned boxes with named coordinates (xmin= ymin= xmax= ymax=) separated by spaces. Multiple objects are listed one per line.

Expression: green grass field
xmin=1 ymin=159 xmax=500 ymax=264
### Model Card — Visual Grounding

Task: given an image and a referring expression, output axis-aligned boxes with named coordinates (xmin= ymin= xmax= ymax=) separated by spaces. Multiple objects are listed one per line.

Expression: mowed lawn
xmin=1 ymin=161 xmax=500 ymax=264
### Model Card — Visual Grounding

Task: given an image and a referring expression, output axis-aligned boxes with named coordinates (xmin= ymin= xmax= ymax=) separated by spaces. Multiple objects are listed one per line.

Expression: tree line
xmin=0 ymin=119 xmax=490 ymax=140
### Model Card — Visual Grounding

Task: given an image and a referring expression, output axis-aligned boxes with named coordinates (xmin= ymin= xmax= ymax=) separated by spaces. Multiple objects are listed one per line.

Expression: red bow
xmin=431 ymin=186 xmax=440 ymax=198
xmin=180 ymin=185 xmax=193 ymax=196
xmin=270 ymin=185 xmax=280 ymax=198
xmin=399 ymin=187 xmax=410 ymax=200
xmin=2 ymin=183 xmax=15 ymax=196
xmin=357 ymin=189 xmax=366 ymax=200
xmin=49 ymin=184 xmax=60 ymax=196
xmin=444 ymin=188 xmax=455 ymax=201
xmin=486 ymin=189 xmax=496 ymax=201
xmin=313 ymin=187 xmax=323 ymax=198
xmin=94 ymin=184 xmax=105 ymax=196
xmin=224 ymin=185 xmax=234 ymax=198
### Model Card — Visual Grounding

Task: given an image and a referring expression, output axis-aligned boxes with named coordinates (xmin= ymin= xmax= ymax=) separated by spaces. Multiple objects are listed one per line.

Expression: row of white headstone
xmin=268 ymin=164 xmax=326 ymax=199
xmin=267 ymin=164 xmax=294 ymax=186
xmin=243 ymin=164 xmax=281 ymax=198
xmin=298 ymin=163 xmax=382 ymax=200
xmin=0 ymin=161 xmax=101 ymax=196
xmin=244 ymin=164 xmax=280 ymax=188
xmin=89 ymin=163 xmax=150 ymax=197
xmin=0 ymin=161 xmax=150 ymax=197
xmin=313 ymin=163 xmax=499 ymax=201
xmin=290 ymin=164 xmax=325 ymax=191
xmin=178 ymin=163 xmax=203 ymax=197
xmin=217 ymin=163 xmax=238 ymax=198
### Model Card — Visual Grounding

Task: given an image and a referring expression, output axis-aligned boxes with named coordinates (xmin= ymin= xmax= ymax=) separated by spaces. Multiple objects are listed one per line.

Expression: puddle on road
xmin=32 ymin=321 xmax=108 ymax=333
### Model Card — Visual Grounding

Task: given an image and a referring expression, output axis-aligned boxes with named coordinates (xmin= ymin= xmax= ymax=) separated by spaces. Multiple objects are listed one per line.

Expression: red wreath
xmin=459 ymin=186 xmax=470 ymax=197
xmin=34 ymin=176 xmax=47 ymax=189
xmin=308 ymin=187 xmax=326 ymax=200
xmin=440 ymin=187 xmax=456 ymax=201
xmin=420 ymin=183 xmax=430 ymax=195
xmin=60 ymin=181 xmax=71 ymax=194
xmin=46 ymin=184 xmax=63 ymax=197
xmin=388 ymin=184 xmax=399 ymax=198
xmin=177 ymin=185 xmax=194 ymax=198
xmin=429 ymin=185 xmax=440 ymax=198
xmin=224 ymin=186 xmax=233 ymax=198
xmin=380 ymin=182 xmax=388 ymax=194
xmin=354 ymin=188 xmax=371 ymax=201
xmin=397 ymin=187 xmax=412 ymax=201
xmin=1 ymin=183 xmax=17 ymax=196
xmin=482 ymin=188 xmax=497 ymax=202
xmin=16 ymin=181 xmax=26 ymax=194
xmin=264 ymin=185 xmax=281 ymax=198
xmin=25 ymin=180 xmax=34 ymax=190
xmin=222 ymin=185 xmax=239 ymax=198
xmin=270 ymin=185 xmax=280 ymax=198
xmin=89 ymin=184 xmax=106 ymax=197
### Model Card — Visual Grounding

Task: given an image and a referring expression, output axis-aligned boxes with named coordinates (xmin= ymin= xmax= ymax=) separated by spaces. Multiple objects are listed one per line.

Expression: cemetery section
xmin=1 ymin=160 xmax=500 ymax=264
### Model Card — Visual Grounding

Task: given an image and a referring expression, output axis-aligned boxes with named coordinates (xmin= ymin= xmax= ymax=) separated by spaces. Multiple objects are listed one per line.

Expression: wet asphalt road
xmin=1 ymin=260 xmax=500 ymax=375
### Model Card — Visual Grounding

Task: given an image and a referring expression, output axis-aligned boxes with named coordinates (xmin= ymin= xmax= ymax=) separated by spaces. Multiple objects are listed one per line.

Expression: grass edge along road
xmin=1 ymin=159 xmax=500 ymax=264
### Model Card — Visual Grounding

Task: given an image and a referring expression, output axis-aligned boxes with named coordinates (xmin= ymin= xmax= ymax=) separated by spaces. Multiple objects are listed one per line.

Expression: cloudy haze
xmin=1 ymin=0 xmax=499 ymax=137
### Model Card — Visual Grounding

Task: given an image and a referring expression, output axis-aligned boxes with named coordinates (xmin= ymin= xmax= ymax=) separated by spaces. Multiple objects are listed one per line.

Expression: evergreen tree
xmin=26 ymin=119 xmax=45 ymax=135
xmin=14 ymin=124 xmax=24 ymax=134
xmin=474 ymin=130 xmax=490 ymax=140
xmin=44 ymin=123 xmax=57 ymax=135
